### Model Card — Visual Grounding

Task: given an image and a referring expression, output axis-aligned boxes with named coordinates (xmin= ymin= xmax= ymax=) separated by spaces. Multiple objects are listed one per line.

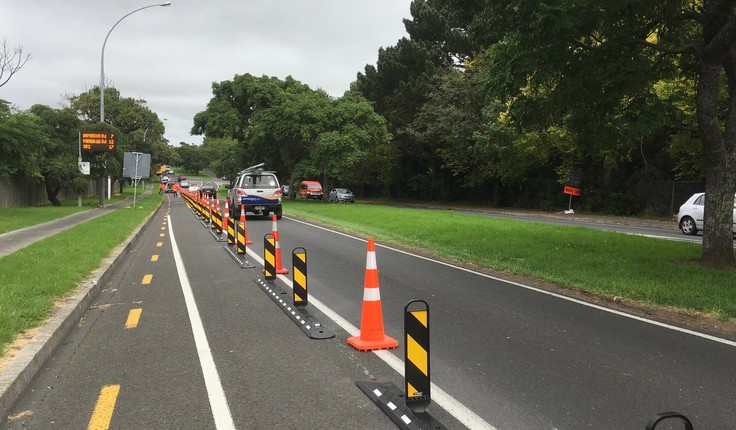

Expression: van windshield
xmin=308 ymin=184 xmax=321 ymax=189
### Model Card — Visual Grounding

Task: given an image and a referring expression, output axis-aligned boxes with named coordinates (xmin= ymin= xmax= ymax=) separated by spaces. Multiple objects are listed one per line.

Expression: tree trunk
xmin=45 ymin=181 xmax=62 ymax=207
xmin=697 ymin=51 xmax=736 ymax=268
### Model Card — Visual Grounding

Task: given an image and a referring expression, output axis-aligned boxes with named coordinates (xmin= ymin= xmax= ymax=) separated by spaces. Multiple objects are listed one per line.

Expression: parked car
xmin=677 ymin=192 xmax=736 ymax=235
xmin=328 ymin=188 xmax=355 ymax=203
xmin=226 ymin=163 xmax=283 ymax=219
xmin=298 ymin=180 xmax=323 ymax=200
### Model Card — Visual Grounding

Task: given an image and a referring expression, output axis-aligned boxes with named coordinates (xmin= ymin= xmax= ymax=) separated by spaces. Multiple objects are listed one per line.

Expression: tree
xmin=296 ymin=93 xmax=392 ymax=191
xmin=452 ymin=0 xmax=736 ymax=267
xmin=0 ymin=100 xmax=45 ymax=182
xmin=0 ymin=38 xmax=31 ymax=88
xmin=354 ymin=37 xmax=449 ymax=198
xmin=177 ymin=143 xmax=205 ymax=174
xmin=202 ymin=137 xmax=240 ymax=179
xmin=193 ymin=74 xmax=391 ymax=191
xmin=69 ymin=86 xmax=171 ymax=193
xmin=29 ymin=104 xmax=86 ymax=206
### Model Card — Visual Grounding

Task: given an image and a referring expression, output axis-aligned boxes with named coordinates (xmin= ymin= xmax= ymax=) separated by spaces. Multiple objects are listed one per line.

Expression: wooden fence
xmin=0 ymin=176 xmax=108 ymax=208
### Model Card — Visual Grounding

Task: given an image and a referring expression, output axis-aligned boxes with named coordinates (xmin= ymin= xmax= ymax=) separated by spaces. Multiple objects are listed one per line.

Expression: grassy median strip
xmin=0 ymin=194 xmax=161 ymax=356
xmin=285 ymin=201 xmax=736 ymax=320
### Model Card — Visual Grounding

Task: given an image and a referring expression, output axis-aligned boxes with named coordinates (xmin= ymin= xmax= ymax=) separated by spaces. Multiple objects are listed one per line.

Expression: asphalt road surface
xmin=3 ymin=196 xmax=735 ymax=429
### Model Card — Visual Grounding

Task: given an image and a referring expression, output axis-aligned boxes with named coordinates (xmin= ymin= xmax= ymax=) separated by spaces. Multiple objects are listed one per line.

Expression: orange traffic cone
xmin=223 ymin=200 xmax=230 ymax=236
xmin=241 ymin=204 xmax=252 ymax=244
xmin=271 ymin=214 xmax=289 ymax=274
xmin=347 ymin=239 xmax=398 ymax=351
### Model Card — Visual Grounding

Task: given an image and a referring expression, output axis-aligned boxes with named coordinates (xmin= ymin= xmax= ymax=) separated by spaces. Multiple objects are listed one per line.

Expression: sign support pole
xmin=132 ymin=152 xmax=142 ymax=207
xmin=78 ymin=132 xmax=82 ymax=208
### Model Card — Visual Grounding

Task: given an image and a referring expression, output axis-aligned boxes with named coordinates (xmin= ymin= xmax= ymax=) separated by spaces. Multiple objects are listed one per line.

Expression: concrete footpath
xmin=0 ymin=188 xmax=153 ymax=258
xmin=0 ymin=188 xmax=156 ymax=421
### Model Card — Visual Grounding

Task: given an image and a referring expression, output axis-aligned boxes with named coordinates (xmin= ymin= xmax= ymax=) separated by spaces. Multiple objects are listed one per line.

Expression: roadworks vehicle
xmin=226 ymin=163 xmax=283 ymax=219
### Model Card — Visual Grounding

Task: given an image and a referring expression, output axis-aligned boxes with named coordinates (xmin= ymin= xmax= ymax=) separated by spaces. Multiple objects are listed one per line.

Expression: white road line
xmin=286 ymin=217 xmax=736 ymax=348
xmin=168 ymin=215 xmax=236 ymax=430
xmin=244 ymin=247 xmax=497 ymax=430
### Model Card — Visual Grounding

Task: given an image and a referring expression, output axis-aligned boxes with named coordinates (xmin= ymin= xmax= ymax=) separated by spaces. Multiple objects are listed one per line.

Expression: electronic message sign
xmin=81 ymin=132 xmax=116 ymax=152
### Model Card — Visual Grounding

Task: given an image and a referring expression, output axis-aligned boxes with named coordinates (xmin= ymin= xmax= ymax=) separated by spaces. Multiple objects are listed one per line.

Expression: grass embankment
xmin=0 ymin=191 xmax=161 ymax=357
xmin=284 ymin=200 xmax=736 ymax=320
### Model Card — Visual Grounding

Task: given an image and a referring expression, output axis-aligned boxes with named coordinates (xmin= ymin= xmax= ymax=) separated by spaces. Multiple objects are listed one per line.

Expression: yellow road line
xmin=160 ymin=233 xmax=165 ymax=237
xmin=151 ymin=255 xmax=159 ymax=262
xmin=125 ymin=308 xmax=142 ymax=329
xmin=87 ymin=384 xmax=120 ymax=430
xmin=142 ymin=274 xmax=153 ymax=285
xmin=156 ymin=242 xmax=163 ymax=247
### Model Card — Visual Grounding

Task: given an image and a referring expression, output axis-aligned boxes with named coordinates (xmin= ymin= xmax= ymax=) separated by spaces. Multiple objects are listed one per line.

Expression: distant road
xmin=452 ymin=208 xmax=704 ymax=242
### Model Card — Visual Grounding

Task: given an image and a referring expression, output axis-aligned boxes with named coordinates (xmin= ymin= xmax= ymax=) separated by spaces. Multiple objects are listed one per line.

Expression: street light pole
xmin=99 ymin=1 xmax=171 ymax=207
xmin=100 ymin=2 xmax=171 ymax=123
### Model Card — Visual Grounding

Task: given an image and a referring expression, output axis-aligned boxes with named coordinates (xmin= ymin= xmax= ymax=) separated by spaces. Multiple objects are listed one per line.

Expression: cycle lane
xmin=1 ymin=195 xmax=431 ymax=429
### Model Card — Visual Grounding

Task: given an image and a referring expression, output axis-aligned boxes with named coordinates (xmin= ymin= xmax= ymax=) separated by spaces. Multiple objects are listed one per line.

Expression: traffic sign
xmin=81 ymin=132 xmax=116 ymax=152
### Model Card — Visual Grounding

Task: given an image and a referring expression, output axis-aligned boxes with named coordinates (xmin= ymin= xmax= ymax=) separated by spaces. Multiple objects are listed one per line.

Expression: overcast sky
xmin=1 ymin=0 xmax=412 ymax=146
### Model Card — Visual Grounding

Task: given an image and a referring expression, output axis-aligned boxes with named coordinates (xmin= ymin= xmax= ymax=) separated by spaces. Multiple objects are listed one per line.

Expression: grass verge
xmin=0 ymin=184 xmax=149 ymax=234
xmin=284 ymin=200 xmax=736 ymax=320
xmin=0 ymin=193 xmax=161 ymax=357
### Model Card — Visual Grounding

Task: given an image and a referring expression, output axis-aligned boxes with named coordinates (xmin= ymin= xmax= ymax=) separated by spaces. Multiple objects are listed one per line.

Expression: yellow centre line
xmin=125 ymin=308 xmax=142 ymax=329
xmin=142 ymin=274 xmax=153 ymax=285
xmin=156 ymin=242 xmax=163 ymax=247
xmin=151 ymin=255 xmax=159 ymax=262
xmin=160 ymin=233 xmax=165 ymax=237
xmin=87 ymin=384 xmax=120 ymax=430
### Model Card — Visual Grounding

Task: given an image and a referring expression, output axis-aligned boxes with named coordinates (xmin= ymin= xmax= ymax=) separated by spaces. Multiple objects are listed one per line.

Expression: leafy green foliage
xmin=0 ymin=100 xmax=46 ymax=182
xmin=192 ymin=74 xmax=391 ymax=192
xmin=28 ymin=104 xmax=86 ymax=205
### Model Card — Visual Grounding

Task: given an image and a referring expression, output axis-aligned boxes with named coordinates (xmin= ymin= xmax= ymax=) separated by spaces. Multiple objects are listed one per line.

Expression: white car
xmin=677 ymin=192 xmax=736 ymax=235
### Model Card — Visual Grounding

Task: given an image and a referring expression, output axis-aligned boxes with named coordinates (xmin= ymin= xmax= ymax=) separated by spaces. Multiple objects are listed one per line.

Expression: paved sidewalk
xmin=0 ymin=188 xmax=154 ymax=258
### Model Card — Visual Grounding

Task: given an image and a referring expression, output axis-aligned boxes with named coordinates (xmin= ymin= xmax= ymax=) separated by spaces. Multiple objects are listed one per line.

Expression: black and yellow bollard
xmin=222 ymin=216 xmax=255 ymax=268
xmin=404 ymin=299 xmax=431 ymax=414
xmin=213 ymin=209 xmax=223 ymax=235
xmin=292 ymin=247 xmax=308 ymax=308
xmin=227 ymin=217 xmax=235 ymax=246
xmin=236 ymin=220 xmax=246 ymax=256
xmin=263 ymin=233 xmax=276 ymax=281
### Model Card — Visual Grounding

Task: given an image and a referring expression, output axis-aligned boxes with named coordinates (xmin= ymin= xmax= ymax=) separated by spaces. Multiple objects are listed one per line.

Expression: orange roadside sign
xmin=563 ymin=186 xmax=581 ymax=196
